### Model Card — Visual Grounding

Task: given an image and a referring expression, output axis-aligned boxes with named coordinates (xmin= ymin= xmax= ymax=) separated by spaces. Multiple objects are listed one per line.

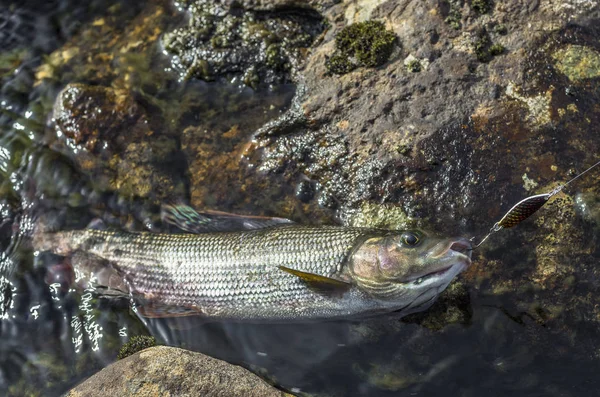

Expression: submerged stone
xmin=575 ymin=192 xmax=600 ymax=226
xmin=52 ymin=83 xmax=186 ymax=200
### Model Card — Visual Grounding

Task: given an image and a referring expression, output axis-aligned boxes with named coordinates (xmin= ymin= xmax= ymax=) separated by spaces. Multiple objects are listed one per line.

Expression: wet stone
xmin=162 ymin=0 xmax=326 ymax=88
xmin=244 ymin=0 xmax=600 ymax=362
xmin=251 ymin=0 xmax=600 ymax=234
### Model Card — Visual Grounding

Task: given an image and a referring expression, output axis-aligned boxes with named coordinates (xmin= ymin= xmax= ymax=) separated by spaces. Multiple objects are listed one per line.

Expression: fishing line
xmin=471 ymin=159 xmax=600 ymax=249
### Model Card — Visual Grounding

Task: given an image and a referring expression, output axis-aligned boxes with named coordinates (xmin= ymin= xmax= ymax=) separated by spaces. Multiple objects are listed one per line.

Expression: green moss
xmin=184 ymin=59 xmax=211 ymax=81
xmin=396 ymin=144 xmax=412 ymax=155
xmin=117 ymin=335 xmax=157 ymax=359
xmin=326 ymin=21 xmax=397 ymax=75
xmin=265 ymin=44 xmax=285 ymax=70
xmin=444 ymin=4 xmax=462 ymax=30
xmin=473 ymin=34 xmax=505 ymax=62
xmin=494 ymin=23 xmax=507 ymax=35
xmin=325 ymin=53 xmax=356 ymax=75
xmin=210 ymin=34 xmax=229 ymax=49
xmin=489 ymin=43 xmax=505 ymax=56
xmin=405 ymin=59 xmax=422 ymax=73
xmin=242 ymin=66 xmax=260 ymax=90
xmin=474 ymin=35 xmax=491 ymax=62
xmin=471 ymin=0 xmax=492 ymax=14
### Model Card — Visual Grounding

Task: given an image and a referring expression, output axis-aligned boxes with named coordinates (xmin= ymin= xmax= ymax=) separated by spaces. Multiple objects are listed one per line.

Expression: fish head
xmin=348 ymin=230 xmax=472 ymax=313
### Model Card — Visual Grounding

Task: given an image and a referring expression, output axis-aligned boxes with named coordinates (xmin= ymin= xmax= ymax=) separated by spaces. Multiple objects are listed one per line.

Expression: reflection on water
xmin=1 ymin=1 xmax=600 ymax=397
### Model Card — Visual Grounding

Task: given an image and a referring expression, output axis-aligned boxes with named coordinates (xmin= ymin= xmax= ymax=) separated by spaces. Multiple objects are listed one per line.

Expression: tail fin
xmin=31 ymin=213 xmax=75 ymax=255
xmin=32 ymin=230 xmax=75 ymax=256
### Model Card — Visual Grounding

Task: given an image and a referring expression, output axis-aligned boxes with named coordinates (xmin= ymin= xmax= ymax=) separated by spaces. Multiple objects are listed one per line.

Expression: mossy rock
xmin=473 ymin=33 xmax=505 ymax=62
xmin=325 ymin=53 xmax=356 ymax=75
xmin=327 ymin=20 xmax=397 ymax=75
xmin=471 ymin=0 xmax=492 ymax=14
xmin=117 ymin=335 xmax=157 ymax=359
xmin=162 ymin=4 xmax=325 ymax=88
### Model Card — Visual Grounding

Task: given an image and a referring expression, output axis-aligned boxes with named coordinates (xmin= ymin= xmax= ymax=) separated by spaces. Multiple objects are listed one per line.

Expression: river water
xmin=1 ymin=1 xmax=600 ymax=396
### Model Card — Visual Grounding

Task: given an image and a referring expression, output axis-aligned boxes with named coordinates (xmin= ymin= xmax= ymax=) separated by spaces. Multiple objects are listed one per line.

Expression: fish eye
xmin=401 ymin=232 xmax=420 ymax=247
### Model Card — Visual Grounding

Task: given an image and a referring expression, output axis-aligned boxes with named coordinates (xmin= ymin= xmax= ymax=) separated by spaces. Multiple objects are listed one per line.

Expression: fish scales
xmin=55 ymin=225 xmax=386 ymax=319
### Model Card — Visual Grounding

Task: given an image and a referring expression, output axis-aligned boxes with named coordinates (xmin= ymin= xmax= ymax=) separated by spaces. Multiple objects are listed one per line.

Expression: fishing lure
xmin=472 ymin=159 xmax=600 ymax=248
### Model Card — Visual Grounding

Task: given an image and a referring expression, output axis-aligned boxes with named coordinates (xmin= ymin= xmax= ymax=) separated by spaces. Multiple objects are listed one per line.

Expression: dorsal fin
xmin=161 ymin=203 xmax=211 ymax=233
xmin=278 ymin=266 xmax=351 ymax=296
xmin=161 ymin=203 xmax=294 ymax=233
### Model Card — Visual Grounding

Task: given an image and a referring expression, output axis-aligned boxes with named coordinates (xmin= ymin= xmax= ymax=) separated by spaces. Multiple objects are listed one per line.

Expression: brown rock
xmin=53 ymin=84 xmax=145 ymax=152
xmin=66 ymin=346 xmax=292 ymax=397
xmin=251 ymin=0 xmax=600 ymax=231
xmin=51 ymin=83 xmax=185 ymax=201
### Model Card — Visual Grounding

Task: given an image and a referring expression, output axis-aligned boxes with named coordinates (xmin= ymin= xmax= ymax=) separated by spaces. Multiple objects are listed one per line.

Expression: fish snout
xmin=431 ymin=238 xmax=472 ymax=261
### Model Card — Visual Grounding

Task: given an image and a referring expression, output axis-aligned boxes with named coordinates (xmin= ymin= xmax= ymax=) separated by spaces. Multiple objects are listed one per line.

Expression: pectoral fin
xmin=71 ymin=252 xmax=131 ymax=296
xmin=278 ymin=266 xmax=351 ymax=296
xmin=161 ymin=203 xmax=294 ymax=233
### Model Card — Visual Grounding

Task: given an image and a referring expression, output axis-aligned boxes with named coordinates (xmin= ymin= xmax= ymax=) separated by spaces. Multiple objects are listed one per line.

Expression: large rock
xmin=66 ymin=346 xmax=292 ymax=397
xmin=251 ymin=0 xmax=600 ymax=229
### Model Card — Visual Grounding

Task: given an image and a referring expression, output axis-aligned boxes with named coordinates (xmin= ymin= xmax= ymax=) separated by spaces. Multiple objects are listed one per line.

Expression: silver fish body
xmin=37 ymin=225 xmax=472 ymax=321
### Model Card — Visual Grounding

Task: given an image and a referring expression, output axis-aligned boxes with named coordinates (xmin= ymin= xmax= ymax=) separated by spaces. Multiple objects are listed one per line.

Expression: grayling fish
xmin=33 ymin=205 xmax=472 ymax=321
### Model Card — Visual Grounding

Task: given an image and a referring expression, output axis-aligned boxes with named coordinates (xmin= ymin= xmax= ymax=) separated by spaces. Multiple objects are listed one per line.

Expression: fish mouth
xmin=405 ymin=238 xmax=472 ymax=283
xmin=430 ymin=238 xmax=472 ymax=261
xmin=449 ymin=239 xmax=472 ymax=259
xmin=420 ymin=265 xmax=454 ymax=279
xmin=402 ymin=264 xmax=456 ymax=284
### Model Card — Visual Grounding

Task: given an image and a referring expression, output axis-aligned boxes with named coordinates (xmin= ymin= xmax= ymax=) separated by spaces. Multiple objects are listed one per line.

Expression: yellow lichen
xmin=506 ymin=83 xmax=554 ymax=129
xmin=343 ymin=202 xmax=414 ymax=230
xmin=553 ymin=45 xmax=600 ymax=82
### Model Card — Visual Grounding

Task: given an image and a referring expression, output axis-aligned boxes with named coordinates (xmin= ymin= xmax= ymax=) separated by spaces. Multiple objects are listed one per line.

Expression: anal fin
xmin=134 ymin=300 xmax=205 ymax=318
